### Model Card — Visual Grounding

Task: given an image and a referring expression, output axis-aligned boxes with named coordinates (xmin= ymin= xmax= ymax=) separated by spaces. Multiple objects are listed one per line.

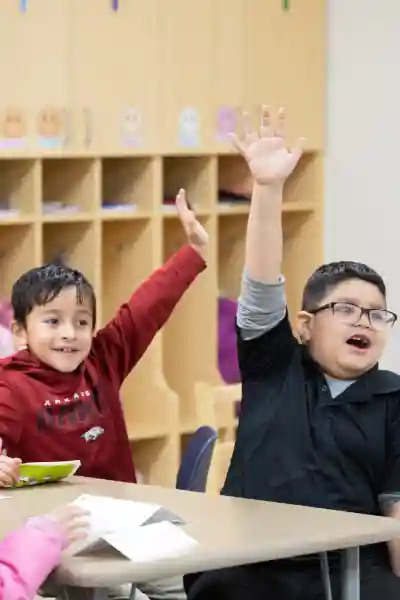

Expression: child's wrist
xmin=251 ymin=182 xmax=284 ymax=214
xmin=190 ymin=243 xmax=207 ymax=263
xmin=27 ymin=516 xmax=68 ymax=550
xmin=253 ymin=180 xmax=284 ymax=193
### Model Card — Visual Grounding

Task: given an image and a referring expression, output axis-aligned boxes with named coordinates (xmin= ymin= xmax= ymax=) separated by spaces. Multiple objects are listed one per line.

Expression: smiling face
xmin=13 ymin=287 xmax=94 ymax=372
xmin=37 ymin=106 xmax=63 ymax=138
xmin=296 ymin=278 xmax=393 ymax=379
xmin=2 ymin=107 xmax=26 ymax=138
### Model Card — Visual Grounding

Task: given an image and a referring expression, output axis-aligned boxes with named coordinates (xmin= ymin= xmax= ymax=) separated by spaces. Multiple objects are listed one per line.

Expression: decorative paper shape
xmin=36 ymin=106 xmax=65 ymax=150
xmin=121 ymin=106 xmax=142 ymax=147
xmin=216 ymin=106 xmax=237 ymax=142
xmin=178 ymin=107 xmax=200 ymax=147
xmin=0 ymin=106 xmax=27 ymax=150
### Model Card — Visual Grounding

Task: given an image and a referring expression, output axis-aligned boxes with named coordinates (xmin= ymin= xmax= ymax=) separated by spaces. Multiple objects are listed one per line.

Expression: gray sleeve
xmin=237 ymin=270 xmax=286 ymax=341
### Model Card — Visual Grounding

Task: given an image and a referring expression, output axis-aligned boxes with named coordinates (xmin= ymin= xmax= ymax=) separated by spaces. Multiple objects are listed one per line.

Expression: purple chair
xmin=176 ymin=426 xmax=218 ymax=492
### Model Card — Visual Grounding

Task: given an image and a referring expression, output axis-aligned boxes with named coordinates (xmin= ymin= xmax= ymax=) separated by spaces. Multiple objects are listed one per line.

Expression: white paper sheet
xmin=104 ymin=520 xmax=198 ymax=563
xmin=73 ymin=494 xmax=160 ymax=545
xmin=72 ymin=494 xmax=197 ymax=562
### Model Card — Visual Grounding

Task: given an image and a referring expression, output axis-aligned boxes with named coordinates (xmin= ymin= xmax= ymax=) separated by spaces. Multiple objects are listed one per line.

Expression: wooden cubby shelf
xmin=163 ymin=156 xmax=216 ymax=215
xmin=0 ymin=160 xmax=39 ymax=218
xmin=101 ymin=157 xmax=155 ymax=218
xmin=0 ymin=0 xmax=324 ymax=489
xmin=42 ymin=158 xmax=98 ymax=219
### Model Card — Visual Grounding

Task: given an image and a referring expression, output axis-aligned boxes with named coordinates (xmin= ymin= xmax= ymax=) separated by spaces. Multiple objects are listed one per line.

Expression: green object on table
xmin=11 ymin=460 xmax=81 ymax=488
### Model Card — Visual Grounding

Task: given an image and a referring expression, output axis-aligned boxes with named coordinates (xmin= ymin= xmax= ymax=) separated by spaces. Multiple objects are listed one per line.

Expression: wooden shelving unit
xmin=0 ymin=0 xmax=325 ymax=489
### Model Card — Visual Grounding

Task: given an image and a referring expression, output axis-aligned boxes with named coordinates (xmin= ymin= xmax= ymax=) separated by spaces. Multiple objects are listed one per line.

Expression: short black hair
xmin=11 ymin=263 xmax=96 ymax=327
xmin=302 ymin=261 xmax=386 ymax=311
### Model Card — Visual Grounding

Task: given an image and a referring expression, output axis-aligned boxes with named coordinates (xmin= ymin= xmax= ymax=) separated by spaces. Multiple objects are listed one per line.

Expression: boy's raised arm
xmin=234 ymin=108 xmax=303 ymax=284
xmin=90 ymin=189 xmax=208 ymax=387
xmin=233 ymin=106 xmax=303 ymax=285
xmin=232 ymin=107 xmax=304 ymax=379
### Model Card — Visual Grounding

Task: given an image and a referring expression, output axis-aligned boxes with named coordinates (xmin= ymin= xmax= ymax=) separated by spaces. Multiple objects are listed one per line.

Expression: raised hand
xmin=176 ymin=188 xmax=209 ymax=260
xmin=231 ymin=106 xmax=304 ymax=185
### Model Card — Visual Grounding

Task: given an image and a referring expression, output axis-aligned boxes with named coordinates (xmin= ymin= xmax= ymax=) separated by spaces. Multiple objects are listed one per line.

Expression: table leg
xmin=341 ymin=547 xmax=360 ymax=600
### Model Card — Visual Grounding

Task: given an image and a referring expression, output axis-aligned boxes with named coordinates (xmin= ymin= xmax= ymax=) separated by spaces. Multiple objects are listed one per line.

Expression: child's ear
xmin=11 ymin=321 xmax=27 ymax=351
xmin=295 ymin=311 xmax=314 ymax=344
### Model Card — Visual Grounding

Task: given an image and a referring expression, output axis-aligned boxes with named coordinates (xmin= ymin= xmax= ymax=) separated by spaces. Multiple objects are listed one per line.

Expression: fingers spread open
xmin=273 ymin=106 xmax=285 ymax=138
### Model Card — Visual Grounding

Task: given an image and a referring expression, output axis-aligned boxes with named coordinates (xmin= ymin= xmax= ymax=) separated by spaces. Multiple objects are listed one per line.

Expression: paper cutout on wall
xmin=20 ymin=0 xmax=28 ymax=12
xmin=111 ymin=0 xmax=119 ymax=10
xmin=178 ymin=107 xmax=200 ymax=148
xmin=121 ymin=107 xmax=142 ymax=148
xmin=0 ymin=107 xmax=27 ymax=150
xmin=216 ymin=106 xmax=237 ymax=142
xmin=36 ymin=106 xmax=65 ymax=150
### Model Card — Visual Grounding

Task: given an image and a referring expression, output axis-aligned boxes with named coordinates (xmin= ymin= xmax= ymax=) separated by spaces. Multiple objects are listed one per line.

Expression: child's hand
xmin=46 ymin=503 xmax=89 ymax=548
xmin=176 ymin=189 xmax=209 ymax=261
xmin=0 ymin=439 xmax=21 ymax=487
xmin=231 ymin=105 xmax=304 ymax=186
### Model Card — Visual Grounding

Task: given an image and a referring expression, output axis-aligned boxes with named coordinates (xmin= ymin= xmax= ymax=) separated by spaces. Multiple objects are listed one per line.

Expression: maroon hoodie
xmin=0 ymin=246 xmax=206 ymax=483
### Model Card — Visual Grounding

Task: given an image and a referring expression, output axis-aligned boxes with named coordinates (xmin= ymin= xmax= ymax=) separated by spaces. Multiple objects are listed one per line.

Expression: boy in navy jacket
xmin=185 ymin=107 xmax=400 ymax=600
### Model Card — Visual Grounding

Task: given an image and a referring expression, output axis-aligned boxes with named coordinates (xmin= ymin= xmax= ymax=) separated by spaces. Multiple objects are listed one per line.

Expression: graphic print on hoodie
xmin=0 ymin=246 xmax=206 ymax=482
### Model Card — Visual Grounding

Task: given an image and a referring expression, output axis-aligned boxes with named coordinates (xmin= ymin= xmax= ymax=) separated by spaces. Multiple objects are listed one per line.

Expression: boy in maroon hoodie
xmin=0 ymin=189 xmax=206 ymax=599
xmin=0 ymin=189 xmax=207 ymax=483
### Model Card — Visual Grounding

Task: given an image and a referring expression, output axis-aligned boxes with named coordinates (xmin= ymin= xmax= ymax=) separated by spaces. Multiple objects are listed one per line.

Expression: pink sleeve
xmin=0 ymin=517 xmax=66 ymax=600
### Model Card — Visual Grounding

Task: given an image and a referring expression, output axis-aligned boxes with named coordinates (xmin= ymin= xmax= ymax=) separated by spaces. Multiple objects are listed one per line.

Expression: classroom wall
xmin=325 ymin=0 xmax=400 ymax=371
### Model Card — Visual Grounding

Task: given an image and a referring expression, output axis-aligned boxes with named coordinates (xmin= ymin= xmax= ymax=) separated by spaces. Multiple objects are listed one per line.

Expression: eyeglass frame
xmin=308 ymin=301 xmax=398 ymax=330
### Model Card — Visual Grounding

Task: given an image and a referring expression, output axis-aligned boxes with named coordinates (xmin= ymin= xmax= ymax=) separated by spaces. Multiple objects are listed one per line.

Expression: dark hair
xmin=11 ymin=263 xmax=96 ymax=327
xmin=301 ymin=261 xmax=386 ymax=311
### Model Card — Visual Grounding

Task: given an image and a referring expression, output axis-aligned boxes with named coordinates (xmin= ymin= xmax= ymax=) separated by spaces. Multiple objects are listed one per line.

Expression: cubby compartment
xmin=0 ymin=224 xmax=40 ymax=300
xmin=162 ymin=156 xmax=216 ymax=214
xmin=284 ymin=152 xmax=321 ymax=209
xmin=218 ymin=213 xmax=246 ymax=301
xmin=42 ymin=221 xmax=99 ymax=289
xmin=162 ymin=216 xmax=219 ymax=432
xmin=217 ymin=154 xmax=252 ymax=214
xmin=101 ymin=219 xmax=154 ymax=323
xmin=131 ymin=435 xmax=180 ymax=488
xmin=42 ymin=158 xmax=99 ymax=218
xmin=218 ymin=209 xmax=321 ymax=317
xmin=102 ymin=219 xmax=175 ymax=440
xmin=0 ymin=160 xmax=40 ymax=218
xmin=282 ymin=210 xmax=322 ymax=316
xmin=101 ymin=157 xmax=158 ymax=218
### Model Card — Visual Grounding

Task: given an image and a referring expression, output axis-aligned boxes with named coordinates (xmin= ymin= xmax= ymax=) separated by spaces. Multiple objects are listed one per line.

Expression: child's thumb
xmin=13 ymin=458 xmax=22 ymax=465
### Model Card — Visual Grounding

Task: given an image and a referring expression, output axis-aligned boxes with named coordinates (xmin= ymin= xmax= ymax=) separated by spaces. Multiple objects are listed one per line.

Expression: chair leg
xmin=320 ymin=551 xmax=333 ymax=600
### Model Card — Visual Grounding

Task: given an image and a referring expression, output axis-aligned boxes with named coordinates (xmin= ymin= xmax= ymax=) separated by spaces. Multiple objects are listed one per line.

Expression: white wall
xmin=325 ymin=0 xmax=400 ymax=370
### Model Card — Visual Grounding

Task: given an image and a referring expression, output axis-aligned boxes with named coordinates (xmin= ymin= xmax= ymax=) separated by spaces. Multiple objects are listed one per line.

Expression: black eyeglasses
xmin=309 ymin=302 xmax=397 ymax=331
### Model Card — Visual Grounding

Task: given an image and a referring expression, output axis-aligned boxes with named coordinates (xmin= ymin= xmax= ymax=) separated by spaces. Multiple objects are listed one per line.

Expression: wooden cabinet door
xmin=0 ymin=0 xmax=69 ymax=155
xmin=246 ymin=0 xmax=325 ymax=149
xmin=158 ymin=0 xmax=215 ymax=153
xmin=69 ymin=0 xmax=159 ymax=154
xmin=212 ymin=0 xmax=248 ymax=153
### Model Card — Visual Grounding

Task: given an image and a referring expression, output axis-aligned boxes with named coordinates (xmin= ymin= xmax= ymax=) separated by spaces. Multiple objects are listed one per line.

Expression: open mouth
xmin=346 ymin=334 xmax=371 ymax=350
xmin=53 ymin=348 xmax=78 ymax=353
